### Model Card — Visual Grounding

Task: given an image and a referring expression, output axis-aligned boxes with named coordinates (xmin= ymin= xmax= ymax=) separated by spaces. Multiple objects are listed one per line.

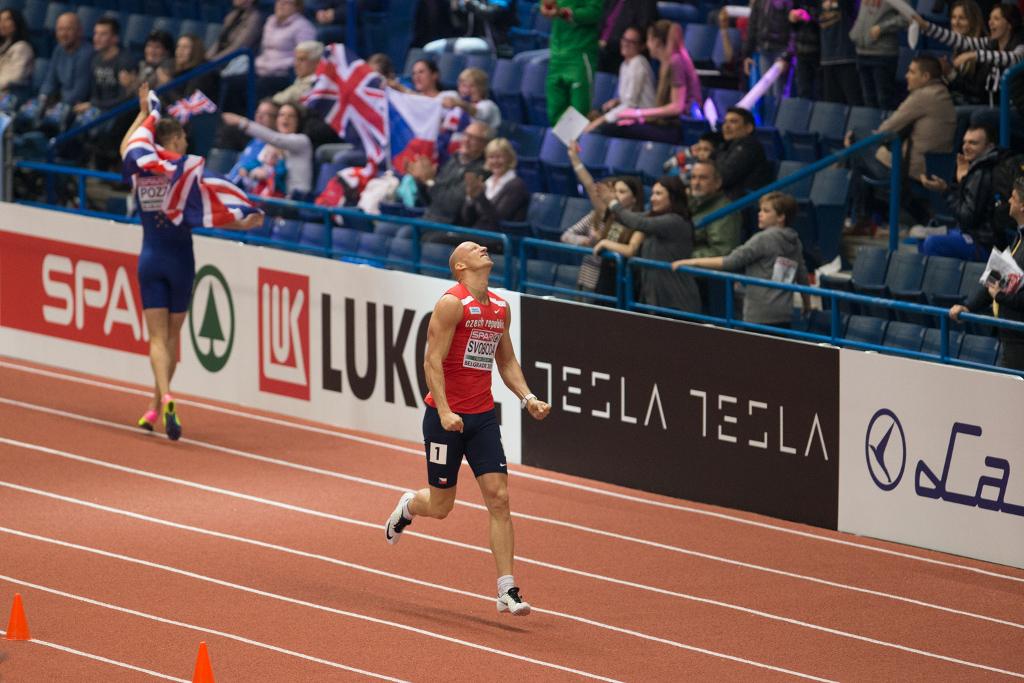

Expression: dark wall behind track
xmin=520 ymin=297 xmax=841 ymax=529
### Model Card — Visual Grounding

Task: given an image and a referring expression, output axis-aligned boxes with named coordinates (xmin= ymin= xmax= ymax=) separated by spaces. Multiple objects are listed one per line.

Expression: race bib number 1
xmin=463 ymin=329 xmax=500 ymax=371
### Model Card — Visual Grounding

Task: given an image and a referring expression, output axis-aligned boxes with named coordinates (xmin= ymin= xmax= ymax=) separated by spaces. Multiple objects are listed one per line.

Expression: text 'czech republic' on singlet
xmin=425 ymin=283 xmax=507 ymax=414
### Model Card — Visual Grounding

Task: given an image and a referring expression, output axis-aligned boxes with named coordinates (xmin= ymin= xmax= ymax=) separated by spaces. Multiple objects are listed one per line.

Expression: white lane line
xmin=2 ymin=358 xmax=1022 ymax=585
xmin=1 ymin=437 xmax=1020 ymax=679
xmin=0 ymin=575 xmax=406 ymax=682
xmin=1 ymin=395 xmax=1019 ymax=632
xmin=0 ymin=480 xmax=835 ymax=683
xmin=0 ymin=527 xmax=622 ymax=683
xmin=0 ymin=627 xmax=188 ymax=681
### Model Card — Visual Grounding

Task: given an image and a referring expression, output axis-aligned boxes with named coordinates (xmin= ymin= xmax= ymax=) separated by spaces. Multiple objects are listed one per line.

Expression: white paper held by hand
xmin=552 ymin=106 xmax=590 ymax=146
xmin=908 ymin=22 xmax=920 ymax=49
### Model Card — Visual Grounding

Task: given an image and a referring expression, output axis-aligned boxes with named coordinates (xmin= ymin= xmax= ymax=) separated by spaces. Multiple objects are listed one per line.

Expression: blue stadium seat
xmin=884 ymin=251 xmax=928 ymax=300
xmin=386 ymin=237 xmax=414 ymax=270
xmin=553 ymin=196 xmax=592 ymax=239
xmin=331 ymin=227 xmax=360 ymax=254
xmin=916 ymin=0 xmax=948 ymax=23
xmin=524 ymin=259 xmax=557 ymax=295
xmin=789 ymin=101 xmax=849 ymax=162
xmin=151 ymin=16 xmax=181 ymax=38
xmin=437 ymin=52 xmax=467 ymax=90
xmin=42 ymin=3 xmax=70 ymax=33
xmin=373 ymin=221 xmax=404 ymax=238
xmin=0 ymin=0 xmax=26 ymax=12
xmin=958 ymin=261 xmax=986 ymax=306
xmin=768 ymin=97 xmax=813 ymax=160
xmin=845 ymin=314 xmax=888 ymax=345
xmin=31 ymin=56 xmax=47 ymax=92
xmin=883 ymin=321 xmax=925 ymax=352
xmin=465 ymin=54 xmax=496 ymax=79
xmin=709 ymin=88 xmax=743 ymax=121
xmin=684 ymin=24 xmax=717 ymax=68
xmin=521 ymin=59 xmax=549 ymax=126
xmin=604 ymin=137 xmax=641 ymax=176
xmin=76 ymin=7 xmax=104 ymax=36
xmin=846 ymin=106 xmax=885 ymax=137
xmin=203 ymin=21 xmax=219 ymax=52
xmin=658 ymin=1 xmax=701 ymax=23
xmin=526 ymin=192 xmax=566 ymax=236
xmin=809 ymin=167 xmax=850 ymax=264
xmin=634 ymin=141 xmax=674 ymax=184
xmin=23 ymin=0 xmax=46 ymax=31
xmin=805 ymin=309 xmax=849 ymax=337
xmin=198 ymin=2 xmax=225 ymax=22
xmin=850 ymin=246 xmax=890 ymax=299
xmin=921 ymin=328 xmax=964 ymax=358
xmin=270 ymin=218 xmax=302 ymax=242
xmin=538 ymin=128 xmax=572 ymax=194
xmin=554 ymin=263 xmax=581 ymax=290
xmin=958 ymin=334 xmax=999 ymax=365
xmin=492 ymin=59 xmax=524 ymax=123
xmin=776 ymin=161 xmax=811 ymax=201
xmin=592 ymin=71 xmax=618 ymax=111
xmin=298 ymin=222 xmax=330 ymax=249
xmin=575 ymin=132 xmax=610 ymax=174
xmin=206 ymin=147 xmax=239 ymax=175
xmin=419 ymin=242 xmax=451 ymax=274
xmin=125 ymin=13 xmax=157 ymax=53
xmin=356 ymin=232 xmax=392 ymax=263
xmin=507 ymin=122 xmax=545 ymax=158
xmin=179 ymin=18 xmax=205 ymax=38
xmin=918 ymin=255 xmax=965 ymax=307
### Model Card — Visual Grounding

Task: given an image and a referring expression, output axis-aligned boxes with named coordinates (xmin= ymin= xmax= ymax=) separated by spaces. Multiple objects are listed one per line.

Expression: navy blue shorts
xmin=422 ymin=406 xmax=507 ymax=488
xmin=137 ymin=244 xmax=195 ymax=313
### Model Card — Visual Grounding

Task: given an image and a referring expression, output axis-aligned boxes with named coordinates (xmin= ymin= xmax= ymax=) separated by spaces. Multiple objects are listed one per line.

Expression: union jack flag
xmin=123 ymin=92 xmax=261 ymax=228
xmin=167 ymin=89 xmax=217 ymax=124
xmin=303 ymin=44 xmax=387 ymax=165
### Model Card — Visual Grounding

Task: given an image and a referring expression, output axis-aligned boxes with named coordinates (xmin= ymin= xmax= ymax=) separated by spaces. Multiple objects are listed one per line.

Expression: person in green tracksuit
xmin=541 ymin=0 xmax=602 ymax=125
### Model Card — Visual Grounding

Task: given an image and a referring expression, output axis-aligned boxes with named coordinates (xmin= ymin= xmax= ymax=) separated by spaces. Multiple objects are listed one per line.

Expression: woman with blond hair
xmin=460 ymin=137 xmax=528 ymax=251
xmin=591 ymin=19 xmax=701 ymax=143
xmin=441 ymin=67 xmax=502 ymax=129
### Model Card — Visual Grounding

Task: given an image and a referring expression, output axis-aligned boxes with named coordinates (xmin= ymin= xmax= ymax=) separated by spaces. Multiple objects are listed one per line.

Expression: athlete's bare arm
xmin=424 ymin=294 xmax=465 ymax=432
xmin=495 ymin=305 xmax=551 ymax=421
xmin=120 ymin=83 xmax=151 ymax=159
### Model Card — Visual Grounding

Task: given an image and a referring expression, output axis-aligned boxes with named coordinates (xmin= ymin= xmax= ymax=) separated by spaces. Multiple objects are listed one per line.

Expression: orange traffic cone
xmin=192 ymin=641 xmax=215 ymax=683
xmin=5 ymin=593 xmax=30 ymax=640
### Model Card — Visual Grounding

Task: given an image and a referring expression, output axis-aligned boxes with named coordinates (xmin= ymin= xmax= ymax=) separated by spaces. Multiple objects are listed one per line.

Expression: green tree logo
xmin=189 ymin=265 xmax=235 ymax=372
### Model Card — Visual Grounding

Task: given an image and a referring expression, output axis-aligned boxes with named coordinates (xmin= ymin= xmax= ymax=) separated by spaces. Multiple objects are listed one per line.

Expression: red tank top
xmin=425 ymin=283 xmax=507 ymax=414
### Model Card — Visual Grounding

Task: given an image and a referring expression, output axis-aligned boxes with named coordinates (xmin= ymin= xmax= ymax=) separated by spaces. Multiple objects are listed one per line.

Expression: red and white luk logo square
xmin=258 ymin=268 xmax=310 ymax=400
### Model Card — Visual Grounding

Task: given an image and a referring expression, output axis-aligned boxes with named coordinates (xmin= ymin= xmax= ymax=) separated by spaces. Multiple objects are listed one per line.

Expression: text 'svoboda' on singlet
xmin=425 ymin=283 xmax=507 ymax=414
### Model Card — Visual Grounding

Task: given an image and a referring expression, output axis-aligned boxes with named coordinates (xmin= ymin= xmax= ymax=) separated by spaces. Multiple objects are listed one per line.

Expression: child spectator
xmin=674 ymin=191 xmax=810 ymax=328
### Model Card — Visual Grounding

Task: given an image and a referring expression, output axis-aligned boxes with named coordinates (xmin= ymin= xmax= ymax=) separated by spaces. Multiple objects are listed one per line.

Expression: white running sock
xmin=401 ymin=499 xmax=414 ymax=520
xmin=497 ymin=575 xmax=515 ymax=597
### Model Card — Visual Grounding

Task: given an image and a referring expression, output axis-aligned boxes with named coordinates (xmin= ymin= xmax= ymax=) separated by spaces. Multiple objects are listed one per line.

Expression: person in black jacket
xmin=716 ymin=107 xmax=773 ymax=200
xmin=460 ymin=137 xmax=528 ymax=253
xmin=596 ymin=0 xmax=657 ymax=73
xmin=950 ymin=175 xmax=1024 ymax=370
xmin=920 ymin=123 xmax=1001 ymax=261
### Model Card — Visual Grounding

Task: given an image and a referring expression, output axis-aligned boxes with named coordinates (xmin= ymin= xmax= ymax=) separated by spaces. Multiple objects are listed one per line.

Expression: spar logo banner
xmin=0 ymin=230 xmax=148 ymax=355
xmin=189 ymin=264 xmax=235 ymax=372
xmin=258 ymin=267 xmax=311 ymax=401
xmin=519 ymin=297 xmax=841 ymax=529
xmin=839 ymin=350 xmax=1024 ymax=568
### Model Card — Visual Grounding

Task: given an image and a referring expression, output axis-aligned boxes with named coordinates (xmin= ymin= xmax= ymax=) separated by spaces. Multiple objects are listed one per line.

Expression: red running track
xmin=0 ymin=357 xmax=1022 ymax=681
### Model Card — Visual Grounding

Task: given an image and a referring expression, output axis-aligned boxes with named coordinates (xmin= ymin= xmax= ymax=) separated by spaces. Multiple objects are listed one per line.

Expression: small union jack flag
xmin=167 ymin=89 xmax=217 ymax=124
xmin=303 ymin=44 xmax=387 ymax=165
xmin=123 ymin=91 xmax=261 ymax=228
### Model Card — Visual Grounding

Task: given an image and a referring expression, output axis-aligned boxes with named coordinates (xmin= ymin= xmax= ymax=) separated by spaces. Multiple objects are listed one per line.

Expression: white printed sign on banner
xmin=0 ymin=203 xmax=523 ymax=462
xmin=839 ymin=349 xmax=1024 ymax=568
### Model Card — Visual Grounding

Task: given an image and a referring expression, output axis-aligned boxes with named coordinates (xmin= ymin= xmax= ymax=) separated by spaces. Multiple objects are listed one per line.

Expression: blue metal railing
xmin=696 ymin=131 xmax=903 ymax=253
xmin=15 ymin=160 xmax=1024 ymax=375
xmin=999 ymin=60 xmax=1024 ymax=148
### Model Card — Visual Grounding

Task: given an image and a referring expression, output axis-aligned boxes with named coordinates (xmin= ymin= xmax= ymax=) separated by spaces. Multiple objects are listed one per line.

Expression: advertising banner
xmin=0 ymin=204 xmax=523 ymax=462
xmin=519 ymin=297 xmax=841 ymax=529
xmin=839 ymin=350 xmax=1024 ymax=568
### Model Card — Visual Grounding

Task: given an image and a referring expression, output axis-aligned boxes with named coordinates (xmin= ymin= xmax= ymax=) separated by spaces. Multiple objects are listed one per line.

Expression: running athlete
xmin=385 ymin=241 xmax=551 ymax=616
xmin=120 ymin=83 xmax=262 ymax=440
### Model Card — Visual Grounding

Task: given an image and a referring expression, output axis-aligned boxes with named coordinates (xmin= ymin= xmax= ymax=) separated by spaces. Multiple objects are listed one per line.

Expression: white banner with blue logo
xmin=839 ymin=350 xmax=1024 ymax=568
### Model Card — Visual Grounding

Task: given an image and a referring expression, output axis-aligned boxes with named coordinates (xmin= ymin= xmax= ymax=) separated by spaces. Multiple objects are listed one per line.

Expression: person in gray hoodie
xmin=673 ymin=191 xmax=810 ymax=328
xmin=849 ymin=0 xmax=907 ymax=109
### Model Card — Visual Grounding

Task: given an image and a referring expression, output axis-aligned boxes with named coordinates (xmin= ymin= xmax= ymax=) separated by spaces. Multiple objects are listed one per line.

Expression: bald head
xmin=449 ymin=241 xmax=476 ymax=280
xmin=55 ymin=12 xmax=81 ymax=50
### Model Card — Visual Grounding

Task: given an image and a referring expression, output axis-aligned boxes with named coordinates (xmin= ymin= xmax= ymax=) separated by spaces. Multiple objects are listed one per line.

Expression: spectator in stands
xmin=137 ymin=30 xmax=174 ymax=89
xmin=950 ymin=176 xmax=1024 ymax=370
xmin=845 ymin=56 xmax=956 ymax=230
xmin=228 ymin=98 xmax=280 ymax=189
xmin=914 ymin=3 xmax=1024 ymax=108
xmin=790 ymin=1 xmax=821 ymax=99
xmin=743 ymin=0 xmax=796 ymax=106
xmin=596 ymin=26 xmax=655 ymax=115
xmin=715 ymin=8 xmax=743 ymax=82
xmin=562 ymin=141 xmax=646 ymax=296
xmin=0 ymin=8 xmax=33 ymax=107
xmin=441 ymin=67 xmax=502 ymax=130
xmin=207 ymin=0 xmax=264 ymax=65
xmin=168 ymin=35 xmax=219 ymax=102
xmin=390 ymin=59 xmax=442 ymax=99
xmin=926 ymin=1 xmax=991 ymax=105
xmin=222 ymin=102 xmax=314 ymax=197
xmin=919 ymin=123 xmax=1002 ymax=260
xmin=311 ymin=0 xmax=385 ymax=45
xmin=666 ymin=130 xmax=721 ymax=185
xmin=816 ymin=0 xmax=863 ymax=105
xmin=717 ymin=107 xmax=773 ymax=200
xmin=368 ymin=53 xmax=395 ymax=80
xmin=272 ymin=40 xmax=324 ymax=105
xmin=459 ymin=137 xmax=528 ymax=251
xmin=255 ymin=0 xmax=317 ymax=79
xmin=850 ymin=0 xmax=907 ymax=110
xmin=543 ymin=0 xmax=602 ymax=125
xmin=688 ymin=161 xmax=743 ymax=258
xmin=594 ymin=20 xmax=701 ymax=143
xmin=596 ymin=0 xmax=657 ymax=73
xmin=74 ymin=18 xmax=133 ymax=120
xmin=408 ymin=120 xmax=491 ymax=226
xmin=674 ymin=192 xmax=811 ymax=328
xmin=41 ymin=13 xmax=93 ymax=110
xmin=597 ymin=175 xmax=702 ymax=314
